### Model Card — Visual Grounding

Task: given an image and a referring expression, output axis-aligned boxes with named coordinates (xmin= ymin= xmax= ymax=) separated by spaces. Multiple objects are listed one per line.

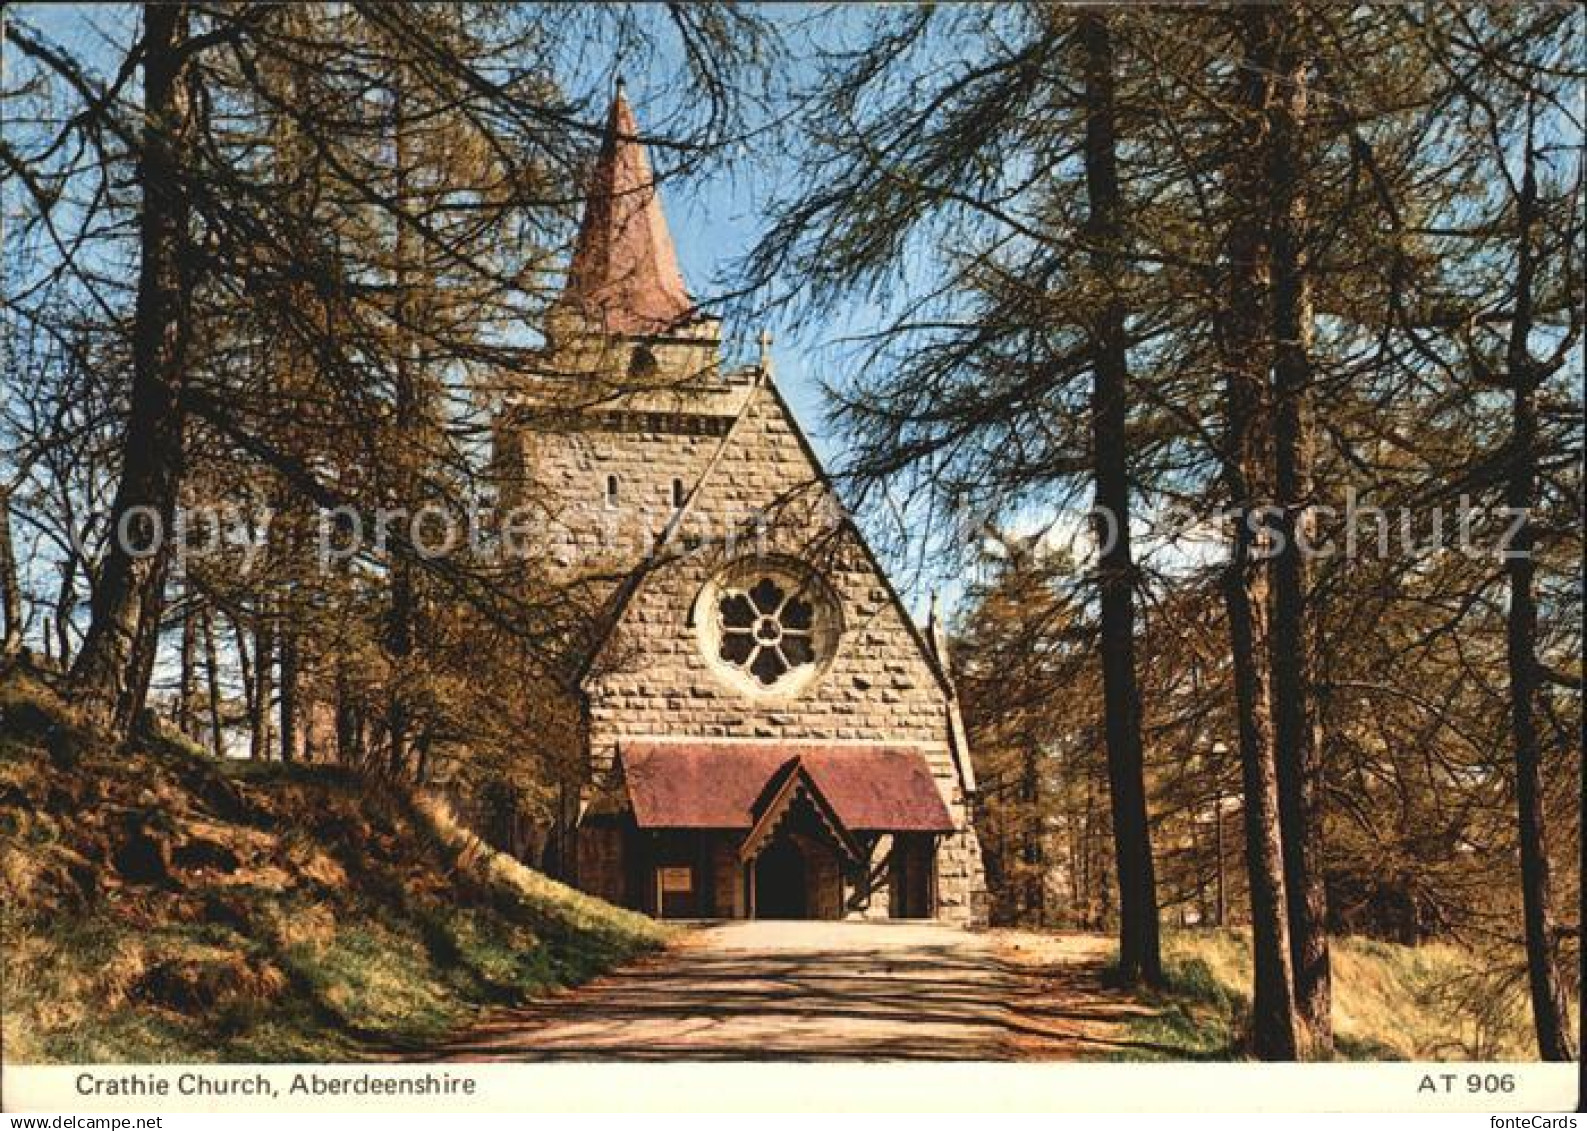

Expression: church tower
xmin=499 ymin=87 xmax=986 ymax=925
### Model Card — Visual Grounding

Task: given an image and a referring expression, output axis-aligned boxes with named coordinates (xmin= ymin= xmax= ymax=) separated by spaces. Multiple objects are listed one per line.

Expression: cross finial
xmin=758 ymin=328 xmax=774 ymax=369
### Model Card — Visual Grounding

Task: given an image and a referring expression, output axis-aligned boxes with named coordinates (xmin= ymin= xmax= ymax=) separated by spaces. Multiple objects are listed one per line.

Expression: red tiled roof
xmin=560 ymin=87 xmax=694 ymax=335
xmin=618 ymin=742 xmax=956 ymax=833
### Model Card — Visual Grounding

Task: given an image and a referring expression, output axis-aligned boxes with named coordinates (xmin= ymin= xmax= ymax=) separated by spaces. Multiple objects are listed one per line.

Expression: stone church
xmin=496 ymin=88 xmax=986 ymax=925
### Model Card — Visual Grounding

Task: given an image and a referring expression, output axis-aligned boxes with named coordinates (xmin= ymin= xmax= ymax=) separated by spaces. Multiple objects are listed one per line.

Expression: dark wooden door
xmin=754 ymin=838 xmax=807 ymax=918
xmin=890 ymin=835 xmax=933 ymax=918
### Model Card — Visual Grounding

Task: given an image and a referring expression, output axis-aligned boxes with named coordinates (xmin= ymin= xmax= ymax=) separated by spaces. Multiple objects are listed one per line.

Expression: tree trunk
xmin=201 ymin=606 xmax=223 ymax=756
xmin=386 ymin=562 xmax=413 ymax=776
xmin=1079 ymin=776 xmax=1097 ymax=929
xmin=414 ymin=732 xmax=432 ymax=785
xmin=0 ymin=485 xmax=22 ymax=656
xmin=1078 ymin=9 xmax=1164 ymax=988
xmin=1219 ymin=6 xmax=1299 ymax=1062
xmin=232 ymin=610 xmax=253 ymax=724
xmin=176 ymin=582 xmax=197 ymax=736
xmin=1222 ymin=363 xmax=1299 ymax=1062
xmin=1020 ymin=742 xmax=1044 ymax=926
xmin=250 ymin=607 xmax=274 ymax=761
xmin=278 ymin=628 xmax=297 ymax=763
xmin=53 ymin=556 xmax=76 ymax=668
xmin=1067 ymin=813 xmax=1084 ymax=925
xmin=1503 ymin=111 xmax=1578 ymax=1063
xmin=335 ymin=660 xmax=360 ymax=768
xmin=1213 ymin=783 xmax=1227 ymax=929
xmin=69 ymin=3 xmax=194 ymax=737
xmin=384 ymin=77 xmax=416 ymax=780
xmin=1265 ymin=9 xmax=1332 ymax=1055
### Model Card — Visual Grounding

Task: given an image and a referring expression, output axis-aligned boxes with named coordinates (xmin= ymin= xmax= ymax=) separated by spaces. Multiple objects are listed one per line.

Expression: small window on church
xmin=629 ymin=345 xmax=659 ymax=379
xmin=605 ymin=474 xmax=619 ymax=509
xmin=672 ymin=478 xmax=685 ymax=508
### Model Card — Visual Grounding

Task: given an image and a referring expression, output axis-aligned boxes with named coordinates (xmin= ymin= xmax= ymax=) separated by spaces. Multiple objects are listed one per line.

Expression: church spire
xmin=560 ymin=83 xmax=694 ymax=335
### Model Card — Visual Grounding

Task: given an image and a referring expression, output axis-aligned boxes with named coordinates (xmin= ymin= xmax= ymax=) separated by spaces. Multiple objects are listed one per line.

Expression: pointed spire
xmin=561 ymin=85 xmax=694 ymax=335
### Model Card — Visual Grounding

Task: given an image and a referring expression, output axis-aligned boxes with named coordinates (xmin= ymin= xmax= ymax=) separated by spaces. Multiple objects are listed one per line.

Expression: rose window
xmin=696 ymin=558 xmax=842 ymax=698
xmin=716 ymin=577 xmax=818 ymax=687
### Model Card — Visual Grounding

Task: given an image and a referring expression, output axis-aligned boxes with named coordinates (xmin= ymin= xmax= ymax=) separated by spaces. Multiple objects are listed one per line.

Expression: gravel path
xmin=416 ymin=921 xmax=1163 ymax=1061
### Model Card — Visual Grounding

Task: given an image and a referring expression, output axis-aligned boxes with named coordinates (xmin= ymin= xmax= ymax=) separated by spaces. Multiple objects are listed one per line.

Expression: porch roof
xmin=616 ymin=742 xmax=956 ymax=834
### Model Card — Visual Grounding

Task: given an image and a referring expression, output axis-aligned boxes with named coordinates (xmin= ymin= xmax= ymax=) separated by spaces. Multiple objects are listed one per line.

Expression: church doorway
xmin=753 ymin=837 xmax=807 ymax=918
xmin=889 ymin=833 xmax=936 ymax=918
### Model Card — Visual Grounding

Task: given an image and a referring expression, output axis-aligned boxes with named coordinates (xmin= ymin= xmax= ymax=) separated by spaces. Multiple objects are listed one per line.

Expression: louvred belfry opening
xmin=559 ymin=84 xmax=695 ymax=335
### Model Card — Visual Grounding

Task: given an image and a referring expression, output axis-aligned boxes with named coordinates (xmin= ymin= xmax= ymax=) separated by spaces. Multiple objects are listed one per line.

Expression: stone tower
xmin=497 ymin=86 xmax=987 ymax=925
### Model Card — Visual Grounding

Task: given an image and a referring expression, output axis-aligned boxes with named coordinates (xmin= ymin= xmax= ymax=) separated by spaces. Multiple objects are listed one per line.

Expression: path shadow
xmin=401 ymin=930 xmax=1180 ymax=1062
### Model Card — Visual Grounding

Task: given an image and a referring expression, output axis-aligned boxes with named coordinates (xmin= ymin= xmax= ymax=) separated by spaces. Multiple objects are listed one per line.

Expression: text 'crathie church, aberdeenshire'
xmin=492 ymin=87 xmax=988 ymax=926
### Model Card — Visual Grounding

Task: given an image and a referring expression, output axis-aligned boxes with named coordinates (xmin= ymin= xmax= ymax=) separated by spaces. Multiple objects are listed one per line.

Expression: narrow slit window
xmin=605 ymin=474 xmax=619 ymax=509
xmin=672 ymin=478 xmax=685 ymax=508
xmin=629 ymin=345 xmax=659 ymax=378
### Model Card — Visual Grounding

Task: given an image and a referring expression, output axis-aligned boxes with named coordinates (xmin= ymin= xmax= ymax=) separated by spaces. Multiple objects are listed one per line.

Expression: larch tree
xmin=1077 ymin=8 xmax=1162 ymax=987
xmin=1420 ymin=4 xmax=1583 ymax=1062
xmin=1213 ymin=4 xmax=1300 ymax=1061
xmin=1262 ymin=4 xmax=1331 ymax=1054
xmin=745 ymin=1 xmax=1167 ymax=989
xmin=66 ymin=3 xmax=197 ymax=737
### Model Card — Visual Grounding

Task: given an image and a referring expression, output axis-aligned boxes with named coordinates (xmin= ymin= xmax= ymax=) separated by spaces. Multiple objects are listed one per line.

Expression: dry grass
xmin=0 ymin=667 xmax=670 ymax=1063
xmin=1123 ymin=928 xmax=1557 ymax=1061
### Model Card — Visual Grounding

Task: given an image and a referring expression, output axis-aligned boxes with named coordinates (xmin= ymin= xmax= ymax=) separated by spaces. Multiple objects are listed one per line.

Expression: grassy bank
xmin=0 ymin=671 xmax=669 ymax=1062
xmin=1120 ymin=928 xmax=1548 ymax=1061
